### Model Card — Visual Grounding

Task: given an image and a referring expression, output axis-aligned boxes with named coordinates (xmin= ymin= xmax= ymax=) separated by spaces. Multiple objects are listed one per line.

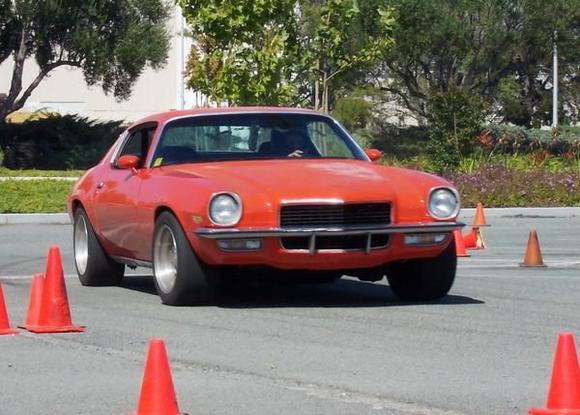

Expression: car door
xmin=92 ymin=123 xmax=157 ymax=259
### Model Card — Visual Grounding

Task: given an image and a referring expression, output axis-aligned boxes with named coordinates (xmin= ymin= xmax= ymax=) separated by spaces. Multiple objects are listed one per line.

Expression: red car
xmin=68 ymin=107 xmax=463 ymax=305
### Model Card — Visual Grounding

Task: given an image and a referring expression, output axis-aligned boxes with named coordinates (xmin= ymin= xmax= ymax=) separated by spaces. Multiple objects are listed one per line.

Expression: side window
xmin=116 ymin=125 xmax=156 ymax=168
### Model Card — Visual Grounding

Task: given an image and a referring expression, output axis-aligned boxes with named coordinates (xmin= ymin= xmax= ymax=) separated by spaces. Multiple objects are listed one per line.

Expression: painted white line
xmin=459 ymin=261 xmax=580 ymax=269
xmin=0 ymin=274 xmax=78 ymax=280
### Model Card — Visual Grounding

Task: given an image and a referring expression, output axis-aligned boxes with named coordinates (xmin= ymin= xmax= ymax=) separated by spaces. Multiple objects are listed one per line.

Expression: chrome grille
xmin=279 ymin=203 xmax=391 ymax=227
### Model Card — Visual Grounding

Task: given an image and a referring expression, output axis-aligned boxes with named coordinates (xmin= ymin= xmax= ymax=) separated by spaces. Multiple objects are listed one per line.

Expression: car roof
xmin=132 ymin=107 xmax=323 ymax=126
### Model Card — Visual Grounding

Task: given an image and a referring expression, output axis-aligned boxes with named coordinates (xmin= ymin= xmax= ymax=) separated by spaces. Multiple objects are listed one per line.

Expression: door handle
xmin=96 ymin=181 xmax=104 ymax=189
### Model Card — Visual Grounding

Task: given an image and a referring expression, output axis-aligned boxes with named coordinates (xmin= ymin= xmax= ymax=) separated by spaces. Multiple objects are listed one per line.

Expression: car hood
xmin=162 ymin=159 xmax=454 ymax=223
xmin=167 ymin=159 xmax=394 ymax=200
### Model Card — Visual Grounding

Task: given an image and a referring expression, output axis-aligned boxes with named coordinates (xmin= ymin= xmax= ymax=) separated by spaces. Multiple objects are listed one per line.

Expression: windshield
xmin=151 ymin=113 xmax=366 ymax=166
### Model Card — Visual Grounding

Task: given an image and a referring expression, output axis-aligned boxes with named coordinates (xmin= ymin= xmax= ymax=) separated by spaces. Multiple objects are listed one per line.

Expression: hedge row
xmin=0 ymin=114 xmax=124 ymax=169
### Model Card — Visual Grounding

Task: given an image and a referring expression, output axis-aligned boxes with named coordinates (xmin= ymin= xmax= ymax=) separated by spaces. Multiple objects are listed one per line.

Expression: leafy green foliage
xmin=480 ymin=125 xmax=580 ymax=158
xmin=380 ymin=0 xmax=580 ymax=125
xmin=179 ymin=0 xmax=395 ymax=109
xmin=0 ymin=179 xmax=73 ymax=213
xmin=303 ymin=0 xmax=395 ymax=111
xmin=180 ymin=0 xmax=302 ymax=105
xmin=426 ymin=86 xmax=487 ymax=172
xmin=0 ymin=114 xmax=124 ymax=169
xmin=0 ymin=0 xmax=170 ymax=119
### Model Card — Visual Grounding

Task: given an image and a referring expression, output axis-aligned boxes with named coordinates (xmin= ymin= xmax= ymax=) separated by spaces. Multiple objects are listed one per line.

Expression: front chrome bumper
xmin=195 ymin=222 xmax=465 ymax=255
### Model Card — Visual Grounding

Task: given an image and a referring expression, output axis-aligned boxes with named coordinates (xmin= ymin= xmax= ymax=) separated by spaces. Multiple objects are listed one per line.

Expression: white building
xmin=0 ymin=7 xmax=208 ymax=122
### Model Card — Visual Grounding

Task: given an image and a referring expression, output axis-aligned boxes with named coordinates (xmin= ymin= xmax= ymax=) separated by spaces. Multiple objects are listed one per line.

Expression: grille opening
xmin=281 ymin=234 xmax=390 ymax=251
xmin=280 ymin=202 xmax=391 ymax=228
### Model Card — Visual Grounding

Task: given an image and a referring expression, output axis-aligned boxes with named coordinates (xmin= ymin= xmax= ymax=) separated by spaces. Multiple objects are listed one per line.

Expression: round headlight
xmin=209 ymin=193 xmax=242 ymax=226
xmin=428 ymin=188 xmax=459 ymax=219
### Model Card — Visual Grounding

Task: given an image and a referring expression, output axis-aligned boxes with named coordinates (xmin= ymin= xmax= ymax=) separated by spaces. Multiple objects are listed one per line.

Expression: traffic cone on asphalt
xmin=472 ymin=202 xmax=490 ymax=227
xmin=20 ymin=273 xmax=45 ymax=330
xmin=22 ymin=246 xmax=84 ymax=333
xmin=463 ymin=227 xmax=487 ymax=250
xmin=529 ymin=333 xmax=580 ymax=414
xmin=453 ymin=230 xmax=470 ymax=257
xmin=0 ymin=282 xmax=18 ymax=335
xmin=134 ymin=338 xmax=183 ymax=415
xmin=520 ymin=229 xmax=547 ymax=268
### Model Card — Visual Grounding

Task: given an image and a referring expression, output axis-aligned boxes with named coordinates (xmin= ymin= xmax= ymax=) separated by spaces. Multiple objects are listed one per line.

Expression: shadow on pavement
xmin=120 ymin=274 xmax=484 ymax=309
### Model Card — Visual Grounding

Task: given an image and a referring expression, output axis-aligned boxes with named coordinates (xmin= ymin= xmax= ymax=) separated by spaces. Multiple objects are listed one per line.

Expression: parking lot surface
xmin=0 ymin=210 xmax=579 ymax=414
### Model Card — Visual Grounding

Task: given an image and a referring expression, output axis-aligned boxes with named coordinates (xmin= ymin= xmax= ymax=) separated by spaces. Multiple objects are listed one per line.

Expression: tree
xmin=0 ymin=0 xmax=171 ymax=121
xmin=300 ymin=0 xmax=394 ymax=111
xmin=179 ymin=0 xmax=395 ymax=110
xmin=375 ymin=0 xmax=580 ymax=126
xmin=180 ymin=0 xmax=303 ymax=106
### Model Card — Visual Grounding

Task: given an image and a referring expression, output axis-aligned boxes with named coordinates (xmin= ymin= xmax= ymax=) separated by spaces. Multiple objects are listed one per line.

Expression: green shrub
xmin=367 ymin=126 xmax=430 ymax=158
xmin=0 ymin=179 xmax=74 ymax=213
xmin=480 ymin=125 xmax=580 ymax=158
xmin=427 ymin=86 xmax=487 ymax=172
xmin=332 ymin=96 xmax=372 ymax=132
xmin=0 ymin=114 xmax=125 ymax=169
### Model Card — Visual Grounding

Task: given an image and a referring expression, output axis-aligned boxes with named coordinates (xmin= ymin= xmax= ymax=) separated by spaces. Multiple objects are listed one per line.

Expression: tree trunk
xmin=0 ymin=26 xmax=27 ymax=121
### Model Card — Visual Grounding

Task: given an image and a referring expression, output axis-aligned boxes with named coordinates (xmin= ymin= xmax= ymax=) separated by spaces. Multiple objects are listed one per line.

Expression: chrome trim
xmin=109 ymin=130 xmax=130 ymax=167
xmin=308 ymin=234 xmax=316 ymax=256
xmin=208 ymin=192 xmax=243 ymax=227
xmin=147 ymin=111 xmax=368 ymax=168
xmin=427 ymin=186 xmax=461 ymax=220
xmin=277 ymin=233 xmax=391 ymax=253
xmin=404 ymin=233 xmax=451 ymax=247
xmin=195 ymin=222 xmax=464 ymax=239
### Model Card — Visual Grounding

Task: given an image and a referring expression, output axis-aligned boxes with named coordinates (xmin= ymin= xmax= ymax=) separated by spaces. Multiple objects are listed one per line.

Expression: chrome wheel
xmin=153 ymin=224 xmax=178 ymax=294
xmin=74 ymin=214 xmax=89 ymax=275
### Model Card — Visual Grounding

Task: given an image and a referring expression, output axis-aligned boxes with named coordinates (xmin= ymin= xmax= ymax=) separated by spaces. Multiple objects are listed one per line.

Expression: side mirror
xmin=117 ymin=154 xmax=140 ymax=170
xmin=364 ymin=148 xmax=383 ymax=163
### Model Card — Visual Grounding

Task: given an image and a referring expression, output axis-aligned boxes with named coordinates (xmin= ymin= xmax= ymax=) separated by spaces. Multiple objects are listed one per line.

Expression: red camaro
xmin=68 ymin=107 xmax=463 ymax=305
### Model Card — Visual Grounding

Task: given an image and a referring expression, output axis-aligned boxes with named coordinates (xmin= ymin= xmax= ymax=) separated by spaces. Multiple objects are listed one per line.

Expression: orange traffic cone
xmin=22 ymin=246 xmax=84 ymax=333
xmin=520 ymin=229 xmax=547 ymax=268
xmin=134 ymin=338 xmax=183 ymax=415
xmin=453 ymin=230 xmax=470 ymax=257
xmin=19 ymin=273 xmax=45 ymax=330
xmin=472 ymin=202 xmax=490 ymax=227
xmin=463 ymin=227 xmax=486 ymax=250
xmin=529 ymin=332 xmax=580 ymax=414
xmin=0 ymin=282 xmax=18 ymax=335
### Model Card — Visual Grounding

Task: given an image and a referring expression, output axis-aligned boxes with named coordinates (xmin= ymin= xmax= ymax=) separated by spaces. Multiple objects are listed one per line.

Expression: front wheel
xmin=386 ymin=238 xmax=456 ymax=301
xmin=152 ymin=212 xmax=219 ymax=306
xmin=73 ymin=207 xmax=124 ymax=286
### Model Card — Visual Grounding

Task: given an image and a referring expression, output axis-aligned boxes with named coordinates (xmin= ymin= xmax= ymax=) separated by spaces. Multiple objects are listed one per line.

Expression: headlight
xmin=209 ymin=193 xmax=242 ymax=226
xmin=428 ymin=188 xmax=460 ymax=219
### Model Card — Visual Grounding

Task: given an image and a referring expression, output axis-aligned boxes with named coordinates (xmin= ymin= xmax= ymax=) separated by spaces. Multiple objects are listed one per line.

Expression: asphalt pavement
xmin=0 ymin=210 xmax=579 ymax=415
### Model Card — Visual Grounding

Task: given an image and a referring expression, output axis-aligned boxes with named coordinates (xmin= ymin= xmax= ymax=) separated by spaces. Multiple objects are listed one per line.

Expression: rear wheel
xmin=73 ymin=207 xmax=124 ymax=286
xmin=152 ymin=211 xmax=219 ymax=305
xmin=386 ymin=239 xmax=456 ymax=301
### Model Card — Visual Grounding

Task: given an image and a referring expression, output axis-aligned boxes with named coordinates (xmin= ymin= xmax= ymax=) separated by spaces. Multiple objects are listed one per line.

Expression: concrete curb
xmin=460 ymin=207 xmax=579 ymax=218
xmin=0 ymin=207 xmax=578 ymax=225
xmin=0 ymin=213 xmax=71 ymax=225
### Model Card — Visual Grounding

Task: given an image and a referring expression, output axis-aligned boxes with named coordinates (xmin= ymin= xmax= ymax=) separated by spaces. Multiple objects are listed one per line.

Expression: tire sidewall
xmin=153 ymin=211 xmax=217 ymax=305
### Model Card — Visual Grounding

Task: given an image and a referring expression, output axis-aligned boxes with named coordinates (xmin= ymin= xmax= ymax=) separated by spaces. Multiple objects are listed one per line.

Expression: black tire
xmin=73 ymin=207 xmax=125 ymax=286
xmin=386 ymin=239 xmax=456 ymax=301
xmin=152 ymin=211 xmax=220 ymax=306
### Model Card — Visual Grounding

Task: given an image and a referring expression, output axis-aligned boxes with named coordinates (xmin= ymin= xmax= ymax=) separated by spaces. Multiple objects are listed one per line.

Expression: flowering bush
xmin=448 ymin=164 xmax=580 ymax=207
xmin=480 ymin=125 xmax=580 ymax=158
